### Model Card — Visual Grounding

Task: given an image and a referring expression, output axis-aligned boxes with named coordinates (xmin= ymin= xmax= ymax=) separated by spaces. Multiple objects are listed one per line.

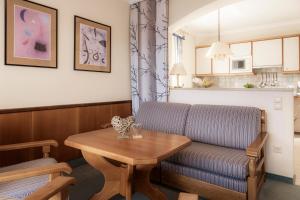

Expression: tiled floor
xmin=69 ymin=164 xmax=300 ymax=200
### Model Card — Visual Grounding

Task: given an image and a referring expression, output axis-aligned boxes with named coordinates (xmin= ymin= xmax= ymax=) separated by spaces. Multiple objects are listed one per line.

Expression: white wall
xmin=0 ymin=0 xmax=131 ymax=109
xmin=169 ymin=0 xmax=240 ymax=31
xmin=170 ymin=88 xmax=295 ymax=178
xmin=169 ymin=0 xmax=216 ymax=27
xmin=196 ymin=22 xmax=300 ymax=46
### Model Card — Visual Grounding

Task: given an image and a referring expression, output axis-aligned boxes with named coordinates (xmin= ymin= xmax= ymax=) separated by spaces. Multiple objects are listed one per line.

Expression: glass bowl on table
xmin=130 ymin=123 xmax=143 ymax=139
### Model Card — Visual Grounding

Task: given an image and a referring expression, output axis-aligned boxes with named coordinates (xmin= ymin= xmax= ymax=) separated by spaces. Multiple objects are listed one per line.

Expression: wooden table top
xmin=65 ymin=128 xmax=191 ymax=165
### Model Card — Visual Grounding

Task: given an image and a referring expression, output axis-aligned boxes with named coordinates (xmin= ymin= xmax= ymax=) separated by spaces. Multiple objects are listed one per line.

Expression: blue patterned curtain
xmin=130 ymin=0 xmax=169 ymax=115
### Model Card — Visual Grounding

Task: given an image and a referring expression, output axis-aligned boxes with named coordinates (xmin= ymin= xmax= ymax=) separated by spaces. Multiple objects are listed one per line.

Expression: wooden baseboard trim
xmin=161 ymin=172 xmax=246 ymax=200
xmin=0 ymin=100 xmax=132 ymax=114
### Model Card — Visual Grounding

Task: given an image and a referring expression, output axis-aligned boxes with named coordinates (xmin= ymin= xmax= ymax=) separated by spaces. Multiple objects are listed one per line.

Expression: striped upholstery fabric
xmin=0 ymin=158 xmax=57 ymax=200
xmin=161 ymin=161 xmax=247 ymax=193
xmin=0 ymin=195 xmax=18 ymax=200
xmin=185 ymin=105 xmax=261 ymax=149
xmin=135 ymin=101 xmax=191 ymax=135
xmin=167 ymin=142 xmax=249 ymax=179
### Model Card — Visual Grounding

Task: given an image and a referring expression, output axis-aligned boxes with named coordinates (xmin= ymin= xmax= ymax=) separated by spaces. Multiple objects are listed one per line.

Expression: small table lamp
xmin=170 ymin=63 xmax=187 ymax=88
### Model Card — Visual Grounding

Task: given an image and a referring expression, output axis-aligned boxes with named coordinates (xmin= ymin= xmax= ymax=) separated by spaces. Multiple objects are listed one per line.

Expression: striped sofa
xmin=136 ymin=102 xmax=267 ymax=200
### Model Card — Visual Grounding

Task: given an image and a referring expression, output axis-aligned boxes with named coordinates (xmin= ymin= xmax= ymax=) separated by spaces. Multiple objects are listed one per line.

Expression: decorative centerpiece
xmin=111 ymin=116 xmax=134 ymax=139
xmin=243 ymin=83 xmax=255 ymax=88
xmin=192 ymin=77 xmax=213 ymax=88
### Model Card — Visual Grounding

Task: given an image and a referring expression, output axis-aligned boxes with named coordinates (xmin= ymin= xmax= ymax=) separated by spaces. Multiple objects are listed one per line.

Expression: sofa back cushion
xmin=135 ymin=101 xmax=191 ymax=135
xmin=185 ymin=105 xmax=261 ymax=149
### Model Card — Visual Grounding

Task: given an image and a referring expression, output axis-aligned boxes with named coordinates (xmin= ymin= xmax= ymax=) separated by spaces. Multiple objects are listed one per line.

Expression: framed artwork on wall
xmin=5 ymin=0 xmax=58 ymax=68
xmin=74 ymin=16 xmax=111 ymax=73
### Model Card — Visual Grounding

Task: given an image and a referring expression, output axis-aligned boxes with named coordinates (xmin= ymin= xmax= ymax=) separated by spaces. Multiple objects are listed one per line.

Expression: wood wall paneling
xmin=32 ymin=108 xmax=80 ymax=162
xmin=78 ymin=105 xmax=112 ymax=133
xmin=0 ymin=112 xmax=33 ymax=166
xmin=111 ymin=103 xmax=132 ymax=118
xmin=78 ymin=106 xmax=98 ymax=133
xmin=0 ymin=101 xmax=132 ymax=167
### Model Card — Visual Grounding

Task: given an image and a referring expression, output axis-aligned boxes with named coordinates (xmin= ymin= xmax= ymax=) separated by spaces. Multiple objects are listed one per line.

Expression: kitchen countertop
xmin=170 ymin=87 xmax=295 ymax=92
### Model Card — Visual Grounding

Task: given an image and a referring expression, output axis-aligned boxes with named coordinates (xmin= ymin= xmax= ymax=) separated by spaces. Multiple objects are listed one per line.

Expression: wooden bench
xmin=178 ymin=193 xmax=198 ymax=200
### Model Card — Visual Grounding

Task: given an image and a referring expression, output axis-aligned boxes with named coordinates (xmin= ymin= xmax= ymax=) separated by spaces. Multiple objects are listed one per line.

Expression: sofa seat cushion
xmin=167 ymin=142 xmax=249 ymax=179
xmin=136 ymin=102 xmax=191 ymax=135
xmin=0 ymin=158 xmax=57 ymax=200
xmin=161 ymin=161 xmax=247 ymax=193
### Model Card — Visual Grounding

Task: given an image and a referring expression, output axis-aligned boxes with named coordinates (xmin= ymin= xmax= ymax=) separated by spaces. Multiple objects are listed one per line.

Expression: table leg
xmin=82 ymin=151 xmax=133 ymax=200
xmin=123 ymin=165 xmax=133 ymax=200
xmin=82 ymin=151 xmax=166 ymax=200
xmin=134 ymin=165 xmax=168 ymax=200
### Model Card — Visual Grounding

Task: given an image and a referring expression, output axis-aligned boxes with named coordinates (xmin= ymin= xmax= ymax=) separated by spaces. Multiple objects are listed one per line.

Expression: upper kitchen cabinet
xmin=195 ymin=47 xmax=212 ymax=75
xmin=229 ymin=42 xmax=253 ymax=74
xmin=252 ymin=39 xmax=282 ymax=68
xmin=283 ymin=36 xmax=300 ymax=72
xmin=212 ymin=58 xmax=230 ymax=74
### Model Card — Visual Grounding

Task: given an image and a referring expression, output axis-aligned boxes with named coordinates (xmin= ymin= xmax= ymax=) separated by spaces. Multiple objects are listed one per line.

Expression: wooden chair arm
xmin=0 ymin=140 xmax=58 ymax=151
xmin=178 ymin=193 xmax=198 ymax=200
xmin=25 ymin=176 xmax=75 ymax=200
xmin=246 ymin=132 xmax=268 ymax=157
xmin=0 ymin=162 xmax=72 ymax=183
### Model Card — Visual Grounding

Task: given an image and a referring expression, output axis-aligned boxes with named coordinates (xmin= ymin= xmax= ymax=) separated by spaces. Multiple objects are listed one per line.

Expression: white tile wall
xmin=200 ymin=71 xmax=300 ymax=89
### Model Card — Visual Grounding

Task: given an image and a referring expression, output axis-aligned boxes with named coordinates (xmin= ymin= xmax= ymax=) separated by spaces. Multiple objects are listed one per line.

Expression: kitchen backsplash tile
xmin=198 ymin=70 xmax=300 ymax=88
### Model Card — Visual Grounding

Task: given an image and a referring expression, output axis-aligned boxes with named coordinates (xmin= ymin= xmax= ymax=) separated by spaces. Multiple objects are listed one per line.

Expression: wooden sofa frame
xmin=0 ymin=140 xmax=75 ymax=200
xmin=160 ymin=110 xmax=268 ymax=200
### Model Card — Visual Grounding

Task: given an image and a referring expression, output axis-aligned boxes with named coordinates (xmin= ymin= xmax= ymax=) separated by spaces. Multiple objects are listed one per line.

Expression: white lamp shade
xmin=170 ymin=63 xmax=187 ymax=75
xmin=206 ymin=41 xmax=233 ymax=60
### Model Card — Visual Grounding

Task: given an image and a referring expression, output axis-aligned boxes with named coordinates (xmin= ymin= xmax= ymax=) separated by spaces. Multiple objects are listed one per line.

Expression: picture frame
xmin=74 ymin=16 xmax=111 ymax=73
xmin=5 ymin=0 xmax=58 ymax=68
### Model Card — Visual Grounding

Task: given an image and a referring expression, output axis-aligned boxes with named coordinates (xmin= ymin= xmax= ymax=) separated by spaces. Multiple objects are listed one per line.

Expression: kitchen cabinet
xmin=212 ymin=58 xmax=230 ymax=74
xmin=295 ymin=97 xmax=300 ymax=133
xmin=230 ymin=42 xmax=252 ymax=74
xmin=195 ymin=35 xmax=300 ymax=76
xmin=283 ymin=36 xmax=300 ymax=72
xmin=195 ymin=47 xmax=212 ymax=75
xmin=252 ymin=39 xmax=282 ymax=68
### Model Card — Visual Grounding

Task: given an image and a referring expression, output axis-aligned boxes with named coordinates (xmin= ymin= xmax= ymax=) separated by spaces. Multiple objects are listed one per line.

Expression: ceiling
xmin=183 ymin=0 xmax=300 ymax=36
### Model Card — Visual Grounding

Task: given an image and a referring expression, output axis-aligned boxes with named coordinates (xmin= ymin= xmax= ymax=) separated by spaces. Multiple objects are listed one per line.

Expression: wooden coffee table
xmin=65 ymin=128 xmax=191 ymax=200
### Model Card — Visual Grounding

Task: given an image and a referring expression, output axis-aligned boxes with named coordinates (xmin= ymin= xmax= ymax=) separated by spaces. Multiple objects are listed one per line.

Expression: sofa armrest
xmin=0 ymin=162 xmax=72 ymax=183
xmin=25 ymin=176 xmax=75 ymax=200
xmin=0 ymin=140 xmax=58 ymax=158
xmin=247 ymin=132 xmax=268 ymax=157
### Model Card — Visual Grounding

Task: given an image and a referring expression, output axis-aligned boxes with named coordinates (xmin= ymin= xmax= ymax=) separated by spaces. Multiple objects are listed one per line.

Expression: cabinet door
xmin=230 ymin=42 xmax=252 ymax=74
xmin=252 ymin=39 xmax=282 ymax=68
xmin=283 ymin=37 xmax=299 ymax=72
xmin=295 ymin=97 xmax=300 ymax=132
xmin=195 ymin=47 xmax=212 ymax=75
xmin=212 ymin=58 xmax=230 ymax=74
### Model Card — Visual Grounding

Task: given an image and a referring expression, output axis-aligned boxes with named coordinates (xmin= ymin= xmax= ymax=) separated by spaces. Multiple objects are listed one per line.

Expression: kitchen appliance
xmin=232 ymin=59 xmax=246 ymax=70
xmin=230 ymin=55 xmax=252 ymax=73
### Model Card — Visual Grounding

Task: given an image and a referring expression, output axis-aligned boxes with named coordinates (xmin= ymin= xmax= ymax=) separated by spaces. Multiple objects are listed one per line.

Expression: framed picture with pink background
xmin=5 ymin=0 xmax=57 ymax=68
